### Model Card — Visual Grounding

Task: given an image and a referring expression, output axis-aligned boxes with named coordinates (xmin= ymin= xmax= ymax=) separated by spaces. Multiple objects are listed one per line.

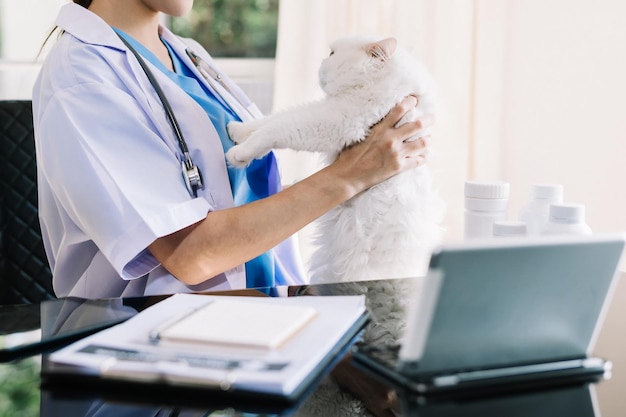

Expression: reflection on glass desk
xmin=38 ymin=380 xmax=601 ymax=417
xmin=401 ymin=383 xmax=598 ymax=417
xmin=1 ymin=275 xmax=625 ymax=417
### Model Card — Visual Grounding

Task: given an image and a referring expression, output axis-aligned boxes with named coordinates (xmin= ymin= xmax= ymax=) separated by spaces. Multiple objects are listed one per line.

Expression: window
xmin=0 ymin=1 xmax=279 ymax=109
xmin=168 ymin=0 xmax=279 ymax=113
xmin=169 ymin=0 xmax=279 ymax=58
xmin=0 ymin=0 xmax=64 ymax=99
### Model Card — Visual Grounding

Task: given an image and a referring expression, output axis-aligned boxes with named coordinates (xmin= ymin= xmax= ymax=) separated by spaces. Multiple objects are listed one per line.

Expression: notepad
xmin=158 ymin=299 xmax=318 ymax=349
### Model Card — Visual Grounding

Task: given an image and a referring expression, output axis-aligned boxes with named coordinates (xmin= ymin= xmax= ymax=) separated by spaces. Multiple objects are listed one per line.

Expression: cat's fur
xmin=226 ymin=35 xmax=445 ymax=417
xmin=227 ymin=35 xmax=444 ymax=282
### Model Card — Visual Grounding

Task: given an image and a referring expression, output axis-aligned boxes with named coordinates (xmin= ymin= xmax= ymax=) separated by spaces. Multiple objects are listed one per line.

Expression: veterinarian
xmin=34 ymin=0 xmax=433 ymax=300
xmin=34 ymin=1 xmax=432 ymax=414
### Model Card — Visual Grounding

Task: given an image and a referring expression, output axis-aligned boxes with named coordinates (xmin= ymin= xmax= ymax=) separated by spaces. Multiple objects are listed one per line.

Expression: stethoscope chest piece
xmin=182 ymin=160 xmax=204 ymax=198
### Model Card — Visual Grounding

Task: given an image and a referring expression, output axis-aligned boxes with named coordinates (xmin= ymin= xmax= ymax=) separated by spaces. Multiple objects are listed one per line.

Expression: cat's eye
xmin=329 ymin=50 xmax=334 ymax=56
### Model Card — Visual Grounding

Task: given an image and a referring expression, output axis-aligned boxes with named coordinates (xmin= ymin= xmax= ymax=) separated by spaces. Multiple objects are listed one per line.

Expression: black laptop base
xmin=351 ymin=343 xmax=611 ymax=399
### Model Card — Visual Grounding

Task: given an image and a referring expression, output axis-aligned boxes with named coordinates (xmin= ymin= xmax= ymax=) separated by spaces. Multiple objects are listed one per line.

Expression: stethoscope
xmin=185 ymin=49 xmax=257 ymax=121
xmin=117 ymin=35 xmax=256 ymax=198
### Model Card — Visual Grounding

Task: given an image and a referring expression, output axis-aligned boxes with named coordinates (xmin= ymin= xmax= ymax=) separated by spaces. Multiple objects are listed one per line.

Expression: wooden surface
xmin=594 ymin=272 xmax=626 ymax=416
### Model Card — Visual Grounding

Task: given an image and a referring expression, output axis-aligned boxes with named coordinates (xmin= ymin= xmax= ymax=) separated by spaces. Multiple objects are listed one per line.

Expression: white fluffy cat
xmin=227 ymin=35 xmax=444 ymax=283
xmin=226 ymin=35 xmax=445 ymax=417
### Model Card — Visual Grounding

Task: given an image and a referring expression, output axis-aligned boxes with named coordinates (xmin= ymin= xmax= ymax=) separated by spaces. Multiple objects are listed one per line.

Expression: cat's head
xmin=318 ymin=35 xmax=403 ymax=96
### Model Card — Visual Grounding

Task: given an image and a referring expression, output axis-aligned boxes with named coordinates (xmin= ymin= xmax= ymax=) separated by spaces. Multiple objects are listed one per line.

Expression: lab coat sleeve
xmin=36 ymin=81 xmax=212 ymax=279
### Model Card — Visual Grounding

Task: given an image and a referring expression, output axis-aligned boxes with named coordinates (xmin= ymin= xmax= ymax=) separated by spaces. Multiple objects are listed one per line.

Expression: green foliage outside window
xmin=170 ymin=0 xmax=279 ymax=58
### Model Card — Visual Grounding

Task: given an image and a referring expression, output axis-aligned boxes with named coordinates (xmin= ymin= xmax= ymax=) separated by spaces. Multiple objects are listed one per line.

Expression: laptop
xmin=352 ymin=233 xmax=625 ymax=396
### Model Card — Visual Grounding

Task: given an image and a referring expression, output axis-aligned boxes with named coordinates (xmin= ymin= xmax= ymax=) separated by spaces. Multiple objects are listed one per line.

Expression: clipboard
xmin=42 ymin=293 xmax=370 ymax=408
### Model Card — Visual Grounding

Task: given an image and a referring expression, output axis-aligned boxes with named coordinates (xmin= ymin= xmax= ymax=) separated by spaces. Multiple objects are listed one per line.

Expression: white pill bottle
xmin=518 ymin=184 xmax=564 ymax=236
xmin=542 ymin=203 xmax=592 ymax=235
xmin=464 ymin=180 xmax=510 ymax=239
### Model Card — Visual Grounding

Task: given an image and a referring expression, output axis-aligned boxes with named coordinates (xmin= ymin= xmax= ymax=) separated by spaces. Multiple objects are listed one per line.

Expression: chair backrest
xmin=0 ymin=100 xmax=55 ymax=304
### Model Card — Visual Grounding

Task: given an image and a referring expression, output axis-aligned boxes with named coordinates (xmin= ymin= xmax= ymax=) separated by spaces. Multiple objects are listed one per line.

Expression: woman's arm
xmin=149 ymin=96 xmax=432 ymax=285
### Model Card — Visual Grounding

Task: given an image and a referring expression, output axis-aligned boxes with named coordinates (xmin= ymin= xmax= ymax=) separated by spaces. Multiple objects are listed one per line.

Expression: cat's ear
xmin=367 ymin=37 xmax=398 ymax=60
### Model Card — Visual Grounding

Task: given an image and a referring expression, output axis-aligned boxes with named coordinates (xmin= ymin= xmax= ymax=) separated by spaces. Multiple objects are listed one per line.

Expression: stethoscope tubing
xmin=117 ymin=34 xmax=204 ymax=198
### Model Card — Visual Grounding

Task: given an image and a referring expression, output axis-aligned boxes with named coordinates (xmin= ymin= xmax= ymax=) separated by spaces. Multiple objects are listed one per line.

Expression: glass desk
xmin=1 ymin=274 xmax=625 ymax=417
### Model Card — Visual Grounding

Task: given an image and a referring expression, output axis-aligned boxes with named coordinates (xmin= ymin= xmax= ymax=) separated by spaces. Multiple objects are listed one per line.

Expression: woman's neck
xmin=89 ymin=0 xmax=174 ymax=71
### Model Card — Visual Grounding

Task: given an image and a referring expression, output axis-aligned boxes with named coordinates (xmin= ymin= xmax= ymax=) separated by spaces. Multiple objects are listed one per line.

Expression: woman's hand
xmin=332 ymin=353 xmax=400 ymax=417
xmin=330 ymin=95 xmax=434 ymax=197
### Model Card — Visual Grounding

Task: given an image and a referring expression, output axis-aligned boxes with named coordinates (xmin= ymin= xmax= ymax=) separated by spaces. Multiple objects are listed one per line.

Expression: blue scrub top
xmin=114 ymin=29 xmax=281 ymax=289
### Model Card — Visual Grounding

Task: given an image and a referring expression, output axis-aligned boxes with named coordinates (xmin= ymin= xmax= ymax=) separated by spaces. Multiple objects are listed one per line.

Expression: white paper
xmin=158 ymin=299 xmax=318 ymax=349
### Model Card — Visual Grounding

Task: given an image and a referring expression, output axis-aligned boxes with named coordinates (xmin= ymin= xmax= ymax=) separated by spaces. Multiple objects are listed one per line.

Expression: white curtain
xmin=273 ymin=0 xmax=435 ymax=110
xmin=273 ymin=0 xmax=626 ymax=255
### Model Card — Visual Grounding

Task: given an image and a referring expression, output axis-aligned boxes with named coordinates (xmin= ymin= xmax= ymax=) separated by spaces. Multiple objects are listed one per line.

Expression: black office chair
xmin=0 ymin=100 xmax=55 ymax=304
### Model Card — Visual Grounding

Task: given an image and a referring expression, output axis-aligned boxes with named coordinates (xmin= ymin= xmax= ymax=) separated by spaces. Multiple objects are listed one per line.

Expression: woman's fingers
xmin=375 ymin=97 xmax=435 ymax=155
xmin=402 ymin=134 xmax=431 ymax=159
xmin=395 ymin=114 xmax=435 ymax=143
xmin=380 ymin=95 xmax=418 ymax=128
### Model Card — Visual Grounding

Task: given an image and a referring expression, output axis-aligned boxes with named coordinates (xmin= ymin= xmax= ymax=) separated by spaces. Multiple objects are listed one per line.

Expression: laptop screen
xmin=399 ymin=234 xmax=625 ymax=375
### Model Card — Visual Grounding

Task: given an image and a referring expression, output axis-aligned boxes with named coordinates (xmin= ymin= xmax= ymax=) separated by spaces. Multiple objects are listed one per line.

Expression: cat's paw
xmin=225 ymin=143 xmax=263 ymax=168
xmin=227 ymin=121 xmax=254 ymax=144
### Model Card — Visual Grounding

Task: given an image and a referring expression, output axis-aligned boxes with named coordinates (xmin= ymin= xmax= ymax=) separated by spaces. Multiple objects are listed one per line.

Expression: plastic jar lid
xmin=493 ymin=220 xmax=527 ymax=236
xmin=465 ymin=181 xmax=510 ymax=200
xmin=549 ymin=203 xmax=585 ymax=224
xmin=531 ymin=184 xmax=563 ymax=201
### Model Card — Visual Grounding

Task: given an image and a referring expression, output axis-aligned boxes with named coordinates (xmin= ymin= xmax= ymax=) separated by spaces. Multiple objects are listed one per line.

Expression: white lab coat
xmin=32 ymin=4 xmax=304 ymax=299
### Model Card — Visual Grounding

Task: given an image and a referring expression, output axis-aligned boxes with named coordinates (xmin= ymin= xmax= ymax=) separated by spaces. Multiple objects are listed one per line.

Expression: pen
xmin=148 ymin=300 xmax=214 ymax=344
